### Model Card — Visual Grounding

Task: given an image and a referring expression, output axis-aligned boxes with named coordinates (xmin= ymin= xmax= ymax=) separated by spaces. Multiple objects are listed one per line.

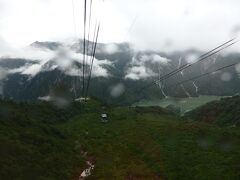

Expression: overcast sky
xmin=0 ymin=0 xmax=240 ymax=51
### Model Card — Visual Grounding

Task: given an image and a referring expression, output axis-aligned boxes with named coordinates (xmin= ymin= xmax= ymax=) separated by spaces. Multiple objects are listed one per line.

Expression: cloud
xmin=125 ymin=66 xmax=155 ymax=80
xmin=60 ymin=47 xmax=112 ymax=77
xmin=0 ymin=36 xmax=55 ymax=62
xmin=1 ymin=46 xmax=55 ymax=61
xmin=38 ymin=96 xmax=52 ymax=101
xmin=231 ymin=24 xmax=240 ymax=38
xmin=21 ymin=64 xmax=42 ymax=76
xmin=92 ymin=59 xmax=112 ymax=77
xmin=1 ymin=0 xmax=240 ymax=52
xmin=125 ymin=53 xmax=171 ymax=80
xmin=131 ymin=54 xmax=171 ymax=66
xmin=103 ymin=44 xmax=120 ymax=54
xmin=185 ymin=53 xmax=199 ymax=63
xmin=0 ymin=36 xmax=13 ymax=54
xmin=0 ymin=40 xmax=113 ymax=78
xmin=145 ymin=54 xmax=171 ymax=65
xmin=65 ymin=58 xmax=111 ymax=78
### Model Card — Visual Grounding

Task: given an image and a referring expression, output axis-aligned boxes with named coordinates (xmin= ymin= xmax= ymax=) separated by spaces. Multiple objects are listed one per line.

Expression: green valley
xmin=0 ymin=98 xmax=239 ymax=179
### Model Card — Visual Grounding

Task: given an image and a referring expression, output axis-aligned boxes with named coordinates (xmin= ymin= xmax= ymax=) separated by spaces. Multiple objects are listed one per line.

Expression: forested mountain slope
xmin=0 ymin=99 xmax=239 ymax=179
xmin=185 ymin=96 xmax=240 ymax=126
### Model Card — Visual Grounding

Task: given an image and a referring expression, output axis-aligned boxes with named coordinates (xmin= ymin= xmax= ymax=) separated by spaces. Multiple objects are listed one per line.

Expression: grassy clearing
xmin=133 ymin=95 xmax=223 ymax=114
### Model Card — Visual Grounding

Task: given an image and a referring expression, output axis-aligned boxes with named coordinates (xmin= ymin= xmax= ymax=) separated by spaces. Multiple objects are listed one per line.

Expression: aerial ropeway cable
xmin=169 ymin=62 xmax=239 ymax=88
xmin=136 ymin=39 xmax=238 ymax=94
xmin=82 ymin=0 xmax=88 ymax=98
xmin=77 ymin=1 xmax=238 ymax=101
xmin=156 ymin=38 xmax=237 ymax=83
xmin=85 ymin=23 xmax=100 ymax=97
xmin=85 ymin=0 xmax=93 ymax=77
xmin=84 ymin=0 xmax=103 ymax=98
xmin=81 ymin=0 xmax=100 ymax=99
xmin=137 ymin=62 xmax=239 ymax=102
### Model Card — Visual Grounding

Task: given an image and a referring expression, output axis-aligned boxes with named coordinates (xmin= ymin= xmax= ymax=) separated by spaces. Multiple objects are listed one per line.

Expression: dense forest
xmin=0 ymin=97 xmax=239 ymax=179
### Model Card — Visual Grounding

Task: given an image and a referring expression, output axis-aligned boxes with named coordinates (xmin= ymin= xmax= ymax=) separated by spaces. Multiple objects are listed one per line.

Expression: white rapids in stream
xmin=79 ymin=161 xmax=95 ymax=180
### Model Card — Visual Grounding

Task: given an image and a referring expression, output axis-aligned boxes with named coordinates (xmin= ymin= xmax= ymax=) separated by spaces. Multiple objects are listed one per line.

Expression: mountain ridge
xmin=0 ymin=40 xmax=240 ymax=104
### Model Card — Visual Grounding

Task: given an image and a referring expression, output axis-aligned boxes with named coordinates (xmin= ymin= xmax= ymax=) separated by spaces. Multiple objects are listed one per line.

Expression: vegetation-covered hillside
xmin=0 ymin=99 xmax=85 ymax=179
xmin=185 ymin=96 xmax=240 ymax=126
xmin=0 ymin=99 xmax=240 ymax=179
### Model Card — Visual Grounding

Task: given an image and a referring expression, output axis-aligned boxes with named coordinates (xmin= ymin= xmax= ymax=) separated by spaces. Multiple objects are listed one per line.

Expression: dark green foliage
xmin=0 ymin=99 xmax=85 ymax=180
xmin=0 ymin=99 xmax=240 ymax=179
xmin=61 ymin=105 xmax=240 ymax=179
xmin=185 ymin=96 xmax=240 ymax=126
